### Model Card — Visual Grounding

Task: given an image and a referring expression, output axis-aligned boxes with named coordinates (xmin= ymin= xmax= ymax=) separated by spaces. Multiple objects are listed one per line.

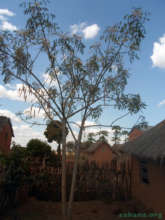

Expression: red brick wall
xmin=0 ymin=123 xmax=12 ymax=154
xmin=129 ymin=128 xmax=144 ymax=141
xmin=131 ymin=157 xmax=165 ymax=217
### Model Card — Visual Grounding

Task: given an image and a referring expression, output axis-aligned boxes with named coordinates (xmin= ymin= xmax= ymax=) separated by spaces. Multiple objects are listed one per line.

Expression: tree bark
xmin=61 ymin=121 xmax=67 ymax=220
xmin=57 ymin=143 xmax=61 ymax=161
xmin=67 ymin=142 xmax=80 ymax=220
xmin=67 ymin=119 xmax=85 ymax=220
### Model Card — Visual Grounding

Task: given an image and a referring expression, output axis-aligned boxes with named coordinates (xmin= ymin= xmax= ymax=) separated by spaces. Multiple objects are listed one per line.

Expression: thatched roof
xmin=111 ymin=144 xmax=124 ymax=156
xmin=80 ymin=141 xmax=111 ymax=153
xmin=121 ymin=120 xmax=165 ymax=162
xmin=129 ymin=125 xmax=153 ymax=135
xmin=0 ymin=116 xmax=14 ymax=137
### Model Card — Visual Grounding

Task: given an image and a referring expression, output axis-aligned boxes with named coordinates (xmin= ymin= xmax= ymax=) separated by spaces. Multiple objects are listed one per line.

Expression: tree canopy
xmin=0 ymin=1 xmax=149 ymax=218
xmin=26 ymin=138 xmax=51 ymax=157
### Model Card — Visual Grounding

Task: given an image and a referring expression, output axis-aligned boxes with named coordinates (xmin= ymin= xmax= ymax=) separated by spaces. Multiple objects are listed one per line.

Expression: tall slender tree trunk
xmin=67 ymin=142 xmax=80 ymax=220
xmin=61 ymin=121 xmax=67 ymax=220
xmin=57 ymin=143 xmax=61 ymax=162
xmin=67 ymin=122 xmax=84 ymax=220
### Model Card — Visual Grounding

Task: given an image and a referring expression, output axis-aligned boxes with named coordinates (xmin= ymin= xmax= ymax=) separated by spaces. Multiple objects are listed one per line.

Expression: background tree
xmin=26 ymin=138 xmax=51 ymax=158
xmin=11 ymin=143 xmax=27 ymax=160
xmin=133 ymin=115 xmax=148 ymax=129
xmin=0 ymin=148 xmax=30 ymax=212
xmin=0 ymin=1 xmax=149 ymax=218
xmin=112 ymin=125 xmax=122 ymax=145
xmin=96 ymin=130 xmax=109 ymax=143
xmin=87 ymin=132 xmax=96 ymax=143
xmin=121 ymin=130 xmax=129 ymax=143
xmin=44 ymin=120 xmax=68 ymax=158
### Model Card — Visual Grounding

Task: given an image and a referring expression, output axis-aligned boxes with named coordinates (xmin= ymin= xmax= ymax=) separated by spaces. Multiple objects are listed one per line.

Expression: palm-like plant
xmin=44 ymin=120 xmax=68 ymax=158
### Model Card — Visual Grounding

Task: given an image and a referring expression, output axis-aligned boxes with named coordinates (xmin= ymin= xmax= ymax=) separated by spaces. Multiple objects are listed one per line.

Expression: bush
xmin=11 ymin=144 xmax=27 ymax=159
xmin=46 ymin=151 xmax=60 ymax=167
xmin=29 ymin=171 xmax=57 ymax=201
xmin=26 ymin=139 xmax=51 ymax=157
xmin=0 ymin=152 xmax=30 ymax=213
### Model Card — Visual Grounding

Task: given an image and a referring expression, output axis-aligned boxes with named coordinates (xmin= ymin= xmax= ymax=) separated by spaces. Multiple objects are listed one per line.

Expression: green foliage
xmin=29 ymin=171 xmax=57 ymax=201
xmin=44 ymin=120 xmax=68 ymax=144
xmin=46 ymin=151 xmax=60 ymax=167
xmin=96 ymin=130 xmax=109 ymax=143
xmin=0 ymin=2 xmax=149 ymax=215
xmin=0 ymin=151 xmax=30 ymax=211
xmin=98 ymin=135 xmax=108 ymax=143
xmin=26 ymin=138 xmax=51 ymax=157
xmin=112 ymin=126 xmax=122 ymax=145
xmin=86 ymin=130 xmax=109 ymax=144
xmin=0 ymin=3 xmax=149 ymax=126
xmin=11 ymin=142 xmax=27 ymax=159
xmin=87 ymin=132 xmax=96 ymax=143
xmin=134 ymin=115 xmax=148 ymax=129
xmin=1 ymin=156 xmax=29 ymax=189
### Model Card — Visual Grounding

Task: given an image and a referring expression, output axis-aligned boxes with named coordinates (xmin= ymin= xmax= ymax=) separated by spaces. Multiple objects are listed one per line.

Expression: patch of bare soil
xmin=1 ymin=197 xmax=157 ymax=220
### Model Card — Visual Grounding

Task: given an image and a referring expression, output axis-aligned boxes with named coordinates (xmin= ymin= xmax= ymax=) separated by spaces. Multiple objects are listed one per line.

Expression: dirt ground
xmin=1 ymin=197 xmax=159 ymax=220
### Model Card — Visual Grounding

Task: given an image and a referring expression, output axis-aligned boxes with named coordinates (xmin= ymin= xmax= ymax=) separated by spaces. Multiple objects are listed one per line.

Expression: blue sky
xmin=0 ymin=0 xmax=165 ymax=148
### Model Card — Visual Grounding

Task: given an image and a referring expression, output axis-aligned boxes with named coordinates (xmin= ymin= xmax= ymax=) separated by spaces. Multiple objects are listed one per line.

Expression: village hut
xmin=80 ymin=141 xmax=115 ymax=165
xmin=128 ymin=125 xmax=152 ymax=141
xmin=0 ymin=116 xmax=14 ymax=154
xmin=121 ymin=119 xmax=165 ymax=217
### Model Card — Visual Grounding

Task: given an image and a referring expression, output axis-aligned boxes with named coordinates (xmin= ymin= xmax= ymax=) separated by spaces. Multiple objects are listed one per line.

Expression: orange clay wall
xmin=131 ymin=157 xmax=165 ymax=218
xmin=129 ymin=129 xmax=144 ymax=141
xmin=86 ymin=144 xmax=115 ymax=165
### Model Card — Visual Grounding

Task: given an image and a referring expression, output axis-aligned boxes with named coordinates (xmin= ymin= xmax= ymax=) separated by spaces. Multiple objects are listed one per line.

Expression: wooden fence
xmin=29 ymin=160 xmax=132 ymax=201
xmin=0 ymin=157 xmax=132 ymax=214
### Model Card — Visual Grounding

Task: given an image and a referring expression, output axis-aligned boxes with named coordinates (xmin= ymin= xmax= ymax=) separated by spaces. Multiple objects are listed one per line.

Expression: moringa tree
xmin=0 ymin=1 xmax=149 ymax=219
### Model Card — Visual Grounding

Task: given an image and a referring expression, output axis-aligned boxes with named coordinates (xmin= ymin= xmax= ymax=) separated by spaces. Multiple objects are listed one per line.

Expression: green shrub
xmin=0 ymin=152 xmax=30 ymax=213
xmin=26 ymin=139 xmax=51 ymax=157
xmin=11 ymin=144 xmax=27 ymax=159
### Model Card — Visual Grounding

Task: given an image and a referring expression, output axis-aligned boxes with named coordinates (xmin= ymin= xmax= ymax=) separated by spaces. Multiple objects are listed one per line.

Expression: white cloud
xmin=0 ymin=109 xmax=21 ymax=123
xmin=12 ymin=124 xmax=55 ymax=148
xmin=0 ymin=83 xmax=51 ymax=104
xmin=82 ymin=24 xmax=100 ymax=39
xmin=0 ymin=84 xmax=37 ymax=103
xmin=158 ymin=99 xmax=165 ymax=107
xmin=23 ymin=107 xmax=46 ymax=119
xmin=5 ymin=83 xmax=16 ymax=89
xmin=1 ymin=20 xmax=17 ymax=31
xmin=0 ymin=84 xmax=24 ymax=101
xmin=70 ymin=23 xmax=100 ymax=39
xmin=70 ymin=22 xmax=86 ymax=35
xmin=0 ymin=9 xmax=15 ymax=17
xmin=0 ymin=15 xmax=6 ymax=21
xmin=151 ymin=34 xmax=165 ymax=69
xmin=74 ymin=120 xmax=97 ymax=128
xmin=0 ymin=8 xmax=17 ymax=31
